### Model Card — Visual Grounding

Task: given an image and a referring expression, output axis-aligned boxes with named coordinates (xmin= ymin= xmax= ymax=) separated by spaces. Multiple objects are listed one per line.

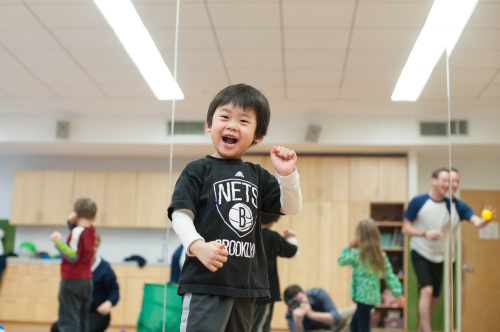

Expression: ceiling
xmin=0 ymin=0 xmax=499 ymax=119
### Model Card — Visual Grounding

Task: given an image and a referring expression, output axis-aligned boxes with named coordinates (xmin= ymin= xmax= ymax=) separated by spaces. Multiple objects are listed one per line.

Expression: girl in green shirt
xmin=338 ymin=219 xmax=404 ymax=332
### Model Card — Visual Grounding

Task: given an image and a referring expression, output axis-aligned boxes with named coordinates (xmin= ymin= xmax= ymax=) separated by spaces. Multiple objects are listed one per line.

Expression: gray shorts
xmin=180 ymin=293 xmax=256 ymax=332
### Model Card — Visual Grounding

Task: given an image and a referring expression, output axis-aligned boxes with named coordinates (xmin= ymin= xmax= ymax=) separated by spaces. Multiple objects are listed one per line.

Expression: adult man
xmin=402 ymin=168 xmax=489 ymax=332
xmin=284 ymin=285 xmax=355 ymax=332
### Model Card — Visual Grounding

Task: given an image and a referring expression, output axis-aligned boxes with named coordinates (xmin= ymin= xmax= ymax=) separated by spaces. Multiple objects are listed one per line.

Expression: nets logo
xmin=213 ymin=179 xmax=258 ymax=238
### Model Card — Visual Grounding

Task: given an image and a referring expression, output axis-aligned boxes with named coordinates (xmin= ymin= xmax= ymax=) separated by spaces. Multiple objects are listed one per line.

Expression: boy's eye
xmin=241 ymin=120 xmax=249 ymax=124
xmin=220 ymin=115 xmax=229 ymax=119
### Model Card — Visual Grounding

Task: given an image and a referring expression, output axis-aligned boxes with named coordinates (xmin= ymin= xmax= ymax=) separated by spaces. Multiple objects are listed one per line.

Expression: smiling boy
xmin=168 ymin=84 xmax=302 ymax=332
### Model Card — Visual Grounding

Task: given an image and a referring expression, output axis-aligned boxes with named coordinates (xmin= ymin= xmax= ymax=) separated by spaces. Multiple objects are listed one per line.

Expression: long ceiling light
xmin=391 ymin=0 xmax=479 ymax=101
xmin=93 ymin=0 xmax=184 ymax=100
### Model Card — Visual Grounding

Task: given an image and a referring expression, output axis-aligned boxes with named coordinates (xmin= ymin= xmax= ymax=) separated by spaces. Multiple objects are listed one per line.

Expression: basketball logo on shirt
xmin=213 ymin=179 xmax=258 ymax=238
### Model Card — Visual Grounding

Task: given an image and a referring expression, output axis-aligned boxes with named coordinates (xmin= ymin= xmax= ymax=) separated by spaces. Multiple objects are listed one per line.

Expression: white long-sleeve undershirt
xmin=172 ymin=168 xmax=302 ymax=256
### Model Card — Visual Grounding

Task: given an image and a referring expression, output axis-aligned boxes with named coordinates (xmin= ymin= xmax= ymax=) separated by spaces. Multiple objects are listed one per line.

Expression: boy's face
xmin=206 ymin=103 xmax=263 ymax=159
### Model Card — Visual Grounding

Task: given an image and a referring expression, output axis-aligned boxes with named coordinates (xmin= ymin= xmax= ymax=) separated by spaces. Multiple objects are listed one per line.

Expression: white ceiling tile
xmin=50 ymin=84 xmax=104 ymax=98
xmin=160 ymin=50 xmax=223 ymax=70
xmin=179 ymin=84 xmax=224 ymax=99
xmin=86 ymin=68 xmax=144 ymax=85
xmin=481 ymin=83 xmax=500 ymax=98
xmin=286 ymin=50 xmax=345 ymax=69
xmin=99 ymin=84 xmax=155 ymax=99
xmin=455 ymin=29 xmax=500 ymax=51
xmin=419 ymin=81 xmax=447 ymax=100
xmin=257 ymin=85 xmax=285 ymax=100
xmin=283 ymin=2 xmax=355 ymax=28
xmin=176 ymin=68 xmax=227 ymax=85
xmin=152 ymin=28 xmax=217 ymax=50
xmin=340 ymin=84 xmax=394 ymax=100
xmin=28 ymin=3 xmax=108 ymax=29
xmin=448 ymin=84 xmax=484 ymax=98
xmin=13 ymin=50 xmax=78 ymax=68
xmin=492 ymin=72 xmax=500 ymax=84
xmin=0 ymin=49 xmax=22 ymax=68
xmin=217 ymin=28 xmax=281 ymax=50
xmin=0 ymin=30 xmax=61 ymax=50
xmin=51 ymin=29 xmax=123 ymax=50
xmin=223 ymin=50 xmax=282 ymax=69
xmin=0 ymin=89 xmax=9 ymax=99
xmin=69 ymin=50 xmax=136 ymax=69
xmin=287 ymin=85 xmax=338 ymax=100
xmin=229 ymin=69 xmax=283 ymax=86
xmin=135 ymin=3 xmax=210 ymax=29
xmin=0 ymin=68 xmax=40 ymax=84
xmin=0 ymin=4 xmax=43 ymax=30
xmin=208 ymin=3 xmax=280 ymax=28
xmin=356 ymin=2 xmax=432 ymax=28
xmin=287 ymin=69 xmax=341 ymax=85
xmin=346 ymin=51 xmax=409 ymax=69
xmin=1 ymin=83 xmax=54 ymax=98
xmin=350 ymin=28 xmax=420 ymax=50
xmin=24 ymin=0 xmax=89 ymax=3
xmin=450 ymin=50 xmax=500 ymax=68
xmin=32 ymin=68 xmax=93 ymax=84
xmin=285 ymin=28 xmax=349 ymax=50
xmin=342 ymin=69 xmax=401 ymax=85
xmin=450 ymin=69 xmax=497 ymax=85
xmin=467 ymin=3 xmax=500 ymax=29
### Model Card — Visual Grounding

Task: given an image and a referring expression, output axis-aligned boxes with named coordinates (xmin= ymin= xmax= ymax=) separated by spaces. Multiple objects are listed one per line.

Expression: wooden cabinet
xmin=72 ymin=172 xmax=106 ymax=227
xmin=10 ymin=170 xmax=180 ymax=228
xmin=10 ymin=171 xmax=44 ymax=225
xmin=0 ymin=261 xmax=172 ymax=328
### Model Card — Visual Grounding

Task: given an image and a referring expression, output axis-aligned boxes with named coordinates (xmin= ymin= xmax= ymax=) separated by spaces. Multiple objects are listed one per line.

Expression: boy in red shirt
xmin=50 ymin=197 xmax=96 ymax=332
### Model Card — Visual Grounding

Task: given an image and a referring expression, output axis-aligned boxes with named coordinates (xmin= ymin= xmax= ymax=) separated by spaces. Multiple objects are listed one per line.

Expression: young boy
xmin=252 ymin=213 xmax=298 ymax=332
xmin=50 ymin=197 xmax=96 ymax=332
xmin=168 ymin=83 xmax=302 ymax=332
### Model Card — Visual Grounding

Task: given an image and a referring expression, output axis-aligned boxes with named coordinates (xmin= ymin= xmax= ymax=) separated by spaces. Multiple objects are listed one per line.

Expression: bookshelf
xmin=371 ymin=203 xmax=406 ymax=330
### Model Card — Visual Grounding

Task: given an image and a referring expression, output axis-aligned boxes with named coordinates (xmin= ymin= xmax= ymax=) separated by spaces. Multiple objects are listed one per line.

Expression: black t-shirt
xmin=256 ymin=228 xmax=298 ymax=304
xmin=168 ymin=155 xmax=282 ymax=298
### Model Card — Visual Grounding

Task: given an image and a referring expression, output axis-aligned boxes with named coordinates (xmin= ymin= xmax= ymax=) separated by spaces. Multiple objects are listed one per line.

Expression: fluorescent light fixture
xmin=93 ymin=0 xmax=184 ymax=100
xmin=391 ymin=0 xmax=479 ymax=101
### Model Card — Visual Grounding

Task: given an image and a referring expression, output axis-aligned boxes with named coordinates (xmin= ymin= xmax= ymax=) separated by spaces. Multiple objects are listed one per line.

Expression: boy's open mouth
xmin=223 ymin=135 xmax=238 ymax=145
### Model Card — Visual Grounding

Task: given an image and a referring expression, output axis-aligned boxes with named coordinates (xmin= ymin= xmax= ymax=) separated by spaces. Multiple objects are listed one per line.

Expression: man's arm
xmin=402 ymin=219 xmax=443 ymax=240
xmin=307 ymin=288 xmax=339 ymax=326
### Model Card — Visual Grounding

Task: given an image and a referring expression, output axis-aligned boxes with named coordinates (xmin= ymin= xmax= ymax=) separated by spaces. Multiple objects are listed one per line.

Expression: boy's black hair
xmin=74 ymin=197 xmax=97 ymax=220
xmin=206 ymin=84 xmax=270 ymax=146
xmin=261 ymin=212 xmax=281 ymax=225
xmin=432 ymin=167 xmax=449 ymax=179
xmin=284 ymin=285 xmax=303 ymax=303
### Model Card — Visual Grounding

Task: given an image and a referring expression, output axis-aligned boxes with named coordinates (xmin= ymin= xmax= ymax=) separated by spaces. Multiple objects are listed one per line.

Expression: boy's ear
xmin=205 ymin=122 xmax=211 ymax=133
xmin=253 ymin=135 xmax=264 ymax=144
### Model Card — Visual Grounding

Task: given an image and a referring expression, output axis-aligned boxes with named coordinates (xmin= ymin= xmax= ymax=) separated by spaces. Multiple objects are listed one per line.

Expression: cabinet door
xmin=378 ymin=157 xmax=407 ymax=202
xmin=135 ymin=173 xmax=169 ymax=228
xmin=34 ymin=298 xmax=58 ymax=323
xmin=350 ymin=157 xmax=380 ymax=201
xmin=295 ymin=157 xmax=323 ymax=201
xmin=10 ymin=171 xmax=44 ymax=225
xmin=104 ymin=173 xmax=137 ymax=227
xmin=72 ymin=172 xmax=106 ymax=226
xmin=109 ymin=265 xmax=127 ymax=326
xmin=41 ymin=171 xmax=74 ymax=225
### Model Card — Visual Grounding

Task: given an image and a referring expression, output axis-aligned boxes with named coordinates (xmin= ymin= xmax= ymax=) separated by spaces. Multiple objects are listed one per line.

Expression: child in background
xmin=338 ymin=219 xmax=404 ymax=332
xmin=168 ymin=84 xmax=302 ymax=332
xmin=50 ymin=197 xmax=96 ymax=332
xmin=252 ymin=213 xmax=298 ymax=332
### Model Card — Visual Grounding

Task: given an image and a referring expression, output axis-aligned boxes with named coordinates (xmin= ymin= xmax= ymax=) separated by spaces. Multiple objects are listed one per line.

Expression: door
xmin=460 ymin=190 xmax=500 ymax=332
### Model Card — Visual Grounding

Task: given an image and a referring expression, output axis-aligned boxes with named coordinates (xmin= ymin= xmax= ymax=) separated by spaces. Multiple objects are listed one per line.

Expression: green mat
xmin=137 ymin=283 xmax=182 ymax=332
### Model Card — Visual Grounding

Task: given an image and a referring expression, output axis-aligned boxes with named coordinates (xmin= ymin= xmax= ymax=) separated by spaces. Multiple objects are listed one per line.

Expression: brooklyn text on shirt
xmin=213 ymin=179 xmax=258 ymax=238
xmin=216 ymin=239 xmax=256 ymax=258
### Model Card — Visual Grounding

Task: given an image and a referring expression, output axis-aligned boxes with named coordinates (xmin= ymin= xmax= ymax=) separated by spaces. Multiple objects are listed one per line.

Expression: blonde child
xmin=338 ymin=219 xmax=404 ymax=332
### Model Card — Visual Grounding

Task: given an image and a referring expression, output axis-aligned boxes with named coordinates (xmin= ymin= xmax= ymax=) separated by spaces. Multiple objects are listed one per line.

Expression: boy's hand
xmin=67 ymin=212 xmax=78 ymax=224
xmin=348 ymin=237 xmax=357 ymax=248
xmin=190 ymin=240 xmax=228 ymax=272
xmin=284 ymin=229 xmax=296 ymax=238
xmin=50 ymin=231 xmax=62 ymax=243
xmin=97 ymin=300 xmax=112 ymax=315
xmin=270 ymin=146 xmax=297 ymax=177
xmin=396 ymin=296 xmax=406 ymax=307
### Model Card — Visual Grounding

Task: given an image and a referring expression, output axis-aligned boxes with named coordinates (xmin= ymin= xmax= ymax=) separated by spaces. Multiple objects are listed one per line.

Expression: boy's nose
xmin=226 ymin=122 xmax=237 ymax=130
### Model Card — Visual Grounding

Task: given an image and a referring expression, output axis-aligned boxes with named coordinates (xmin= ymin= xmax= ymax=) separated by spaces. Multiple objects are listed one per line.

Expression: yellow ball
xmin=482 ymin=209 xmax=492 ymax=221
